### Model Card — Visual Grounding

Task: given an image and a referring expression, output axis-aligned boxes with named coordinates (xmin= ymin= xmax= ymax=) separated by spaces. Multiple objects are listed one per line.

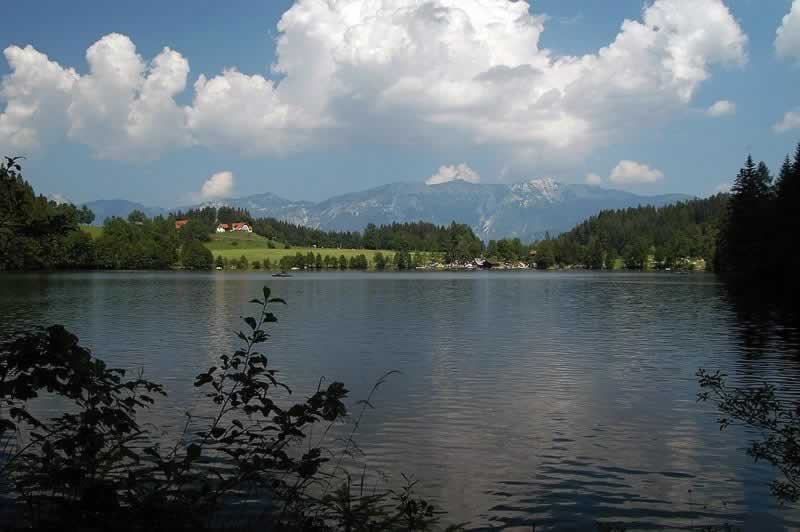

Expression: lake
xmin=1 ymin=271 xmax=799 ymax=530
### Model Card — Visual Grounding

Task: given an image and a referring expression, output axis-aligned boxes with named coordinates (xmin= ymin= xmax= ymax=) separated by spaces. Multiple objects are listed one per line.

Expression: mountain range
xmin=85 ymin=179 xmax=690 ymax=242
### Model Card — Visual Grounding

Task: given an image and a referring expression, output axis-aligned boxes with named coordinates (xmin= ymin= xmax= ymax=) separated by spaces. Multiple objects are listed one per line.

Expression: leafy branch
xmin=697 ymin=369 xmax=800 ymax=504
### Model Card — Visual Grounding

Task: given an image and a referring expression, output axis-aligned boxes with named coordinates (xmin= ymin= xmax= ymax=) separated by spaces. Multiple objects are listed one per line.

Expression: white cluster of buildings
xmin=216 ymin=223 xmax=253 ymax=233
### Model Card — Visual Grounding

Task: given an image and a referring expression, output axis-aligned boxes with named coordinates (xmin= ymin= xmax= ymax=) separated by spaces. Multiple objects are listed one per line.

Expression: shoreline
xmin=0 ymin=267 xmax=711 ymax=275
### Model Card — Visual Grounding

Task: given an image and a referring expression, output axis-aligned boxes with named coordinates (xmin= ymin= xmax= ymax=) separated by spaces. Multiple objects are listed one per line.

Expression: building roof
xmin=175 ymin=219 xmax=189 ymax=229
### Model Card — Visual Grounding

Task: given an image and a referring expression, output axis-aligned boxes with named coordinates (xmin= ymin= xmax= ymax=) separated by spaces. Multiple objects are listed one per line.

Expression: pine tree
xmin=774 ymin=143 xmax=800 ymax=280
xmin=716 ymin=156 xmax=772 ymax=275
xmin=775 ymin=155 xmax=792 ymax=199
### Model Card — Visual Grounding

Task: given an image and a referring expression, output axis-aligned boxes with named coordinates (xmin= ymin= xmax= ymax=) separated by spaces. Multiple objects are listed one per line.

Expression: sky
xmin=1 ymin=0 xmax=800 ymax=207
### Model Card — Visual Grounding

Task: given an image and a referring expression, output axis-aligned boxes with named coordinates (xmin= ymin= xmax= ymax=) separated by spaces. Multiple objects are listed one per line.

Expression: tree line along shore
xmin=2 ymin=141 xmax=799 ymax=276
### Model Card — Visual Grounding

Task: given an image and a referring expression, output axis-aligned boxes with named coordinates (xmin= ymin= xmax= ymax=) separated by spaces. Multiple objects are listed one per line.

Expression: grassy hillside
xmin=204 ymin=231 xmax=399 ymax=268
xmin=205 ymin=231 xmax=286 ymax=251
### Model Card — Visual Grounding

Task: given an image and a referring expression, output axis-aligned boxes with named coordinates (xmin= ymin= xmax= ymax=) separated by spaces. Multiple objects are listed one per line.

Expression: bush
xmin=181 ymin=241 xmax=214 ymax=270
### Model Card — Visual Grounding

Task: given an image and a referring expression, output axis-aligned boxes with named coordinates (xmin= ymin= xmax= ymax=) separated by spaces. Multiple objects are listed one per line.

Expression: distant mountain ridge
xmin=86 ymin=179 xmax=690 ymax=241
xmin=201 ymin=178 xmax=690 ymax=241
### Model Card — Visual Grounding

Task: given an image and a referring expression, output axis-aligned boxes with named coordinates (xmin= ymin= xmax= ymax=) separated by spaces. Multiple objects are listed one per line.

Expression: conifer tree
xmin=716 ymin=156 xmax=772 ymax=274
xmin=775 ymin=155 xmax=792 ymax=199
xmin=774 ymin=143 xmax=800 ymax=280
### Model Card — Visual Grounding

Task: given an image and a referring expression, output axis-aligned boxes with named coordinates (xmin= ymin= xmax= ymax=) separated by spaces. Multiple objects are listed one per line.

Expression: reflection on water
xmin=1 ymin=271 xmax=798 ymax=530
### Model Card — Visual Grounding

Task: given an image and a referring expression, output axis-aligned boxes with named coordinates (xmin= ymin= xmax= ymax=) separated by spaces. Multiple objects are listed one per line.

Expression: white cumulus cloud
xmin=0 ymin=45 xmax=77 ymax=154
xmin=608 ymin=160 xmax=665 ymax=185
xmin=776 ymin=0 xmax=800 ymax=61
xmin=706 ymin=100 xmax=736 ymax=117
xmin=585 ymin=173 xmax=604 ymax=185
xmin=1 ymin=34 xmax=190 ymax=160
xmin=426 ymin=163 xmax=481 ymax=185
xmin=1 ymin=0 xmax=747 ymax=166
xmin=774 ymin=110 xmax=800 ymax=133
xmin=67 ymin=34 xmax=191 ymax=160
xmin=197 ymin=171 xmax=234 ymax=201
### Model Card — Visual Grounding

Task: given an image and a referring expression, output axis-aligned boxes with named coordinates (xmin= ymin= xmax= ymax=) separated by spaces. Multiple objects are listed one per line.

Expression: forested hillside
xmin=533 ymin=195 xmax=728 ymax=270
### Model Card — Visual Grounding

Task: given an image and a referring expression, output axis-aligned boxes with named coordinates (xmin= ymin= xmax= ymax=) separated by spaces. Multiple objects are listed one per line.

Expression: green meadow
xmin=204 ymin=231 xmax=398 ymax=268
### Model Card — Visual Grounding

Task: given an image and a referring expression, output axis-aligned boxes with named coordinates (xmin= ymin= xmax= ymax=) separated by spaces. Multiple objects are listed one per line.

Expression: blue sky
xmin=1 ymin=0 xmax=799 ymax=207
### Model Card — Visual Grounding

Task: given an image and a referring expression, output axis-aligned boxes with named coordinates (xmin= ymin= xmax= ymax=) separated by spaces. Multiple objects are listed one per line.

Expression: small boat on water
xmin=272 ymin=272 xmax=292 ymax=278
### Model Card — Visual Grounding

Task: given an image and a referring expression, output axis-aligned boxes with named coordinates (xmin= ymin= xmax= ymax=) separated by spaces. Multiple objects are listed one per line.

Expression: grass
xmin=80 ymin=225 xmax=103 ymax=239
xmin=204 ymin=231 xmax=287 ymax=251
xmin=204 ymin=231 xmax=401 ymax=269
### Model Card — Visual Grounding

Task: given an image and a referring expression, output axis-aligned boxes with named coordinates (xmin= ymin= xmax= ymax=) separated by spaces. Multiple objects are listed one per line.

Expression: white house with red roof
xmin=231 ymin=222 xmax=253 ymax=232
xmin=217 ymin=222 xmax=252 ymax=233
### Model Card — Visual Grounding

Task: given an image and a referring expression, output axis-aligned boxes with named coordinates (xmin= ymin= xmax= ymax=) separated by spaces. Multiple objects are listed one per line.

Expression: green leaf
xmin=262 ymin=286 xmax=271 ymax=302
xmin=244 ymin=316 xmax=257 ymax=330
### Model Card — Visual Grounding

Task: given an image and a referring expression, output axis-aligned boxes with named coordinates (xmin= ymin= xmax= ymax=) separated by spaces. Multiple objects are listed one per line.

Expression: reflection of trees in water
xmin=722 ymin=280 xmax=800 ymax=360
xmin=0 ymin=275 xmax=52 ymax=335
xmin=696 ymin=279 xmax=800 ymax=517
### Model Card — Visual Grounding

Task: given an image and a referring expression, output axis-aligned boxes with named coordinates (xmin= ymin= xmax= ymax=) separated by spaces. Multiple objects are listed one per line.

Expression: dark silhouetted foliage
xmin=715 ymin=143 xmax=800 ymax=285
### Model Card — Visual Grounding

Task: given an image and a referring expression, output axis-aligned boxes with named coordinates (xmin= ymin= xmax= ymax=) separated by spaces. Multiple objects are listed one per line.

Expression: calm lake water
xmin=1 ymin=271 xmax=799 ymax=530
